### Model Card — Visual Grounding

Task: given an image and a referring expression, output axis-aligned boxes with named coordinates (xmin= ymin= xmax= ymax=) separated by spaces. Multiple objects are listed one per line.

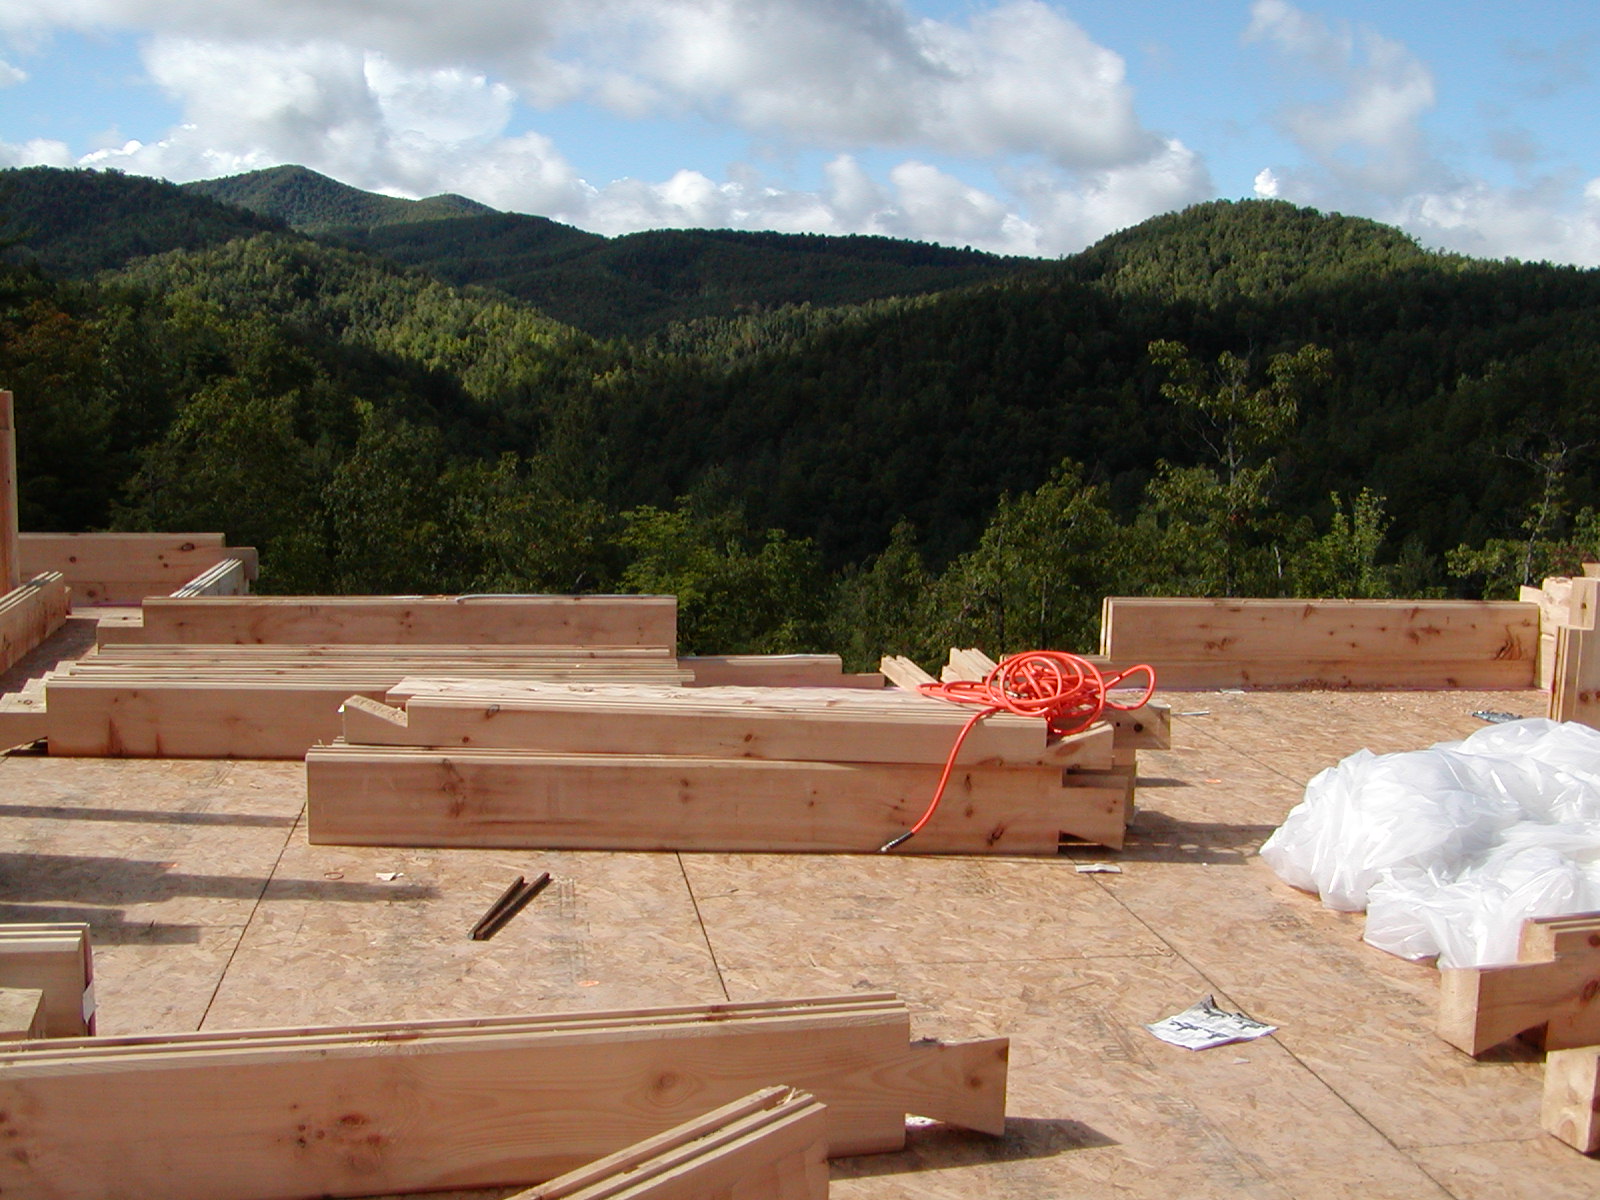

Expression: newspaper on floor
xmin=1145 ymin=995 xmax=1277 ymax=1050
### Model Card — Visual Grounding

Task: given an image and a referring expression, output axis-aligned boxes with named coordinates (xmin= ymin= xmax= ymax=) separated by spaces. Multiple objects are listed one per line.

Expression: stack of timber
xmin=0 ymin=993 xmax=1006 ymax=1200
xmin=1435 ymin=911 xmax=1600 ymax=1154
xmin=1099 ymin=596 xmax=1540 ymax=689
xmin=3 ymin=593 xmax=693 ymax=758
xmin=16 ymin=644 xmax=691 ymax=759
xmin=0 ymin=923 xmax=94 ymax=1037
xmin=18 ymin=532 xmax=258 ymax=606
xmin=511 ymin=1087 xmax=829 ymax=1200
xmin=307 ymin=663 xmax=1167 ymax=852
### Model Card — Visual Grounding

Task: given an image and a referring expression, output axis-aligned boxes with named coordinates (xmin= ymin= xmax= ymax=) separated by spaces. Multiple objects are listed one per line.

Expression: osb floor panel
xmin=0 ymin=628 xmax=1593 ymax=1198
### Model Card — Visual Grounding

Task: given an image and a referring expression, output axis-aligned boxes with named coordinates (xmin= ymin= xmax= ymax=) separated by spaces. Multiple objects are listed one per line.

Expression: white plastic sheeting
xmin=1258 ymin=718 xmax=1600 ymax=967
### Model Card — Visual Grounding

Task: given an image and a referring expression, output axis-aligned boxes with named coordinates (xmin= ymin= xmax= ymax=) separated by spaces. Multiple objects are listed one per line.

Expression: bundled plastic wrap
xmin=1258 ymin=718 xmax=1600 ymax=967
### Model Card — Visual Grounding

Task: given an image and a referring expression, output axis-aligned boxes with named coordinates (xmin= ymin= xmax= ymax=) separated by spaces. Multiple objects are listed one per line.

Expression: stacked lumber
xmin=0 ymin=570 xmax=69 ymax=675
xmin=1100 ymin=596 xmax=1539 ymax=689
xmin=99 ymin=592 xmax=677 ymax=647
xmin=0 ymin=993 xmax=1006 ymax=1200
xmin=22 ymin=645 xmax=691 ymax=759
xmin=18 ymin=532 xmax=258 ymax=606
xmin=1435 ymin=912 xmax=1600 ymax=1154
xmin=0 ymin=923 xmax=94 ymax=1037
xmin=308 ymin=677 xmax=1143 ymax=852
xmin=511 ymin=1087 xmax=829 ymax=1200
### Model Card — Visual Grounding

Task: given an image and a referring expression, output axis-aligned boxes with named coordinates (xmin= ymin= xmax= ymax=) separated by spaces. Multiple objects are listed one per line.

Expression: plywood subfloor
xmin=0 ymin=624 xmax=1592 ymax=1198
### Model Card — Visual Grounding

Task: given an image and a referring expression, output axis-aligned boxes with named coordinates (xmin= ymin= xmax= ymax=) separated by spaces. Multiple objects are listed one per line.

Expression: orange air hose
xmin=878 ymin=650 xmax=1156 ymax=852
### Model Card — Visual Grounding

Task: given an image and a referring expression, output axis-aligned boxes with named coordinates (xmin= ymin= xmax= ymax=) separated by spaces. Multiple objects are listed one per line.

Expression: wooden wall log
xmin=18 ymin=533 xmax=256 ymax=606
xmin=1101 ymin=597 xmax=1539 ymax=689
xmin=127 ymin=593 xmax=677 ymax=648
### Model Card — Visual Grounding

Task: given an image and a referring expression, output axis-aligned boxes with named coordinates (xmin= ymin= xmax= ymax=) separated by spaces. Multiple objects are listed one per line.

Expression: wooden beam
xmin=0 ymin=392 xmax=18 ymax=592
xmin=1542 ymin=1045 xmax=1600 ymax=1153
xmin=509 ymin=1087 xmax=829 ymax=1200
xmin=879 ymin=655 xmax=935 ymax=691
xmin=0 ymin=572 xmax=70 ymax=675
xmin=680 ymin=653 xmax=880 ymax=689
xmin=17 ymin=534 xmax=256 ymax=606
xmin=0 ymin=924 xmax=94 ymax=1037
xmin=342 ymin=680 xmax=1077 ymax=768
xmin=1436 ymin=912 xmax=1600 ymax=1056
xmin=128 ymin=594 xmax=677 ymax=648
xmin=306 ymin=742 xmax=1130 ymax=852
xmin=0 ymin=994 xmax=1006 ymax=1200
xmin=1100 ymin=597 xmax=1539 ymax=689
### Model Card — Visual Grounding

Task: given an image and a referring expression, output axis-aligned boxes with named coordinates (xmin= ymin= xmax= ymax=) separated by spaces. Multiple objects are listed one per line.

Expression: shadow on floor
xmin=832 ymin=1116 xmax=1118 ymax=1178
xmin=0 ymin=802 xmax=297 ymax=828
xmin=0 ymin=851 xmax=438 ymax=906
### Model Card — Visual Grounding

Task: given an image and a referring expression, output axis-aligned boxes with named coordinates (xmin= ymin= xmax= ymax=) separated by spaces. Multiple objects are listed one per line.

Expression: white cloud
xmin=1396 ymin=179 xmax=1600 ymax=266
xmin=599 ymin=0 xmax=1159 ymax=169
xmin=1242 ymin=0 xmax=1600 ymax=266
xmin=0 ymin=0 xmax=1213 ymax=257
xmin=0 ymin=59 xmax=26 ymax=86
xmin=0 ymin=136 xmax=73 ymax=168
xmin=1245 ymin=0 xmax=1441 ymax=198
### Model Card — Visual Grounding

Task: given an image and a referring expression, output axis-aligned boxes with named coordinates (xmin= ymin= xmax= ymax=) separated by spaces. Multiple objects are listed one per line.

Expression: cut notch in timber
xmin=0 ymin=923 xmax=94 ymax=1037
xmin=1436 ymin=911 xmax=1600 ymax=1056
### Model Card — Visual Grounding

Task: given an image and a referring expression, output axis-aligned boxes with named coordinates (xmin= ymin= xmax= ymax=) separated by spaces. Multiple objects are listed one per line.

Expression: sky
xmin=0 ymin=1 xmax=1597 ymax=263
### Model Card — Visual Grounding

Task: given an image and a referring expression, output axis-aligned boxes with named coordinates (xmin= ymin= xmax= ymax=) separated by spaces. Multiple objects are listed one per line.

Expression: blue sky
xmin=1 ymin=1 xmax=1596 ymax=262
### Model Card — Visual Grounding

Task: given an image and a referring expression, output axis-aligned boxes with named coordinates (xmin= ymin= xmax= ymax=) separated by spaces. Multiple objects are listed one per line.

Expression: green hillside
xmin=184 ymin=165 xmax=495 ymax=233
xmin=357 ymin=221 xmax=1035 ymax=338
xmin=0 ymin=166 xmax=284 ymax=276
xmin=179 ymin=165 xmax=1033 ymax=338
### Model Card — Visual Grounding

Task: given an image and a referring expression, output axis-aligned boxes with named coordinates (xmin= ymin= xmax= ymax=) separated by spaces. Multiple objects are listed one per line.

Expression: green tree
xmin=1137 ymin=340 xmax=1332 ymax=595
xmin=826 ymin=520 xmax=937 ymax=671
xmin=1290 ymin=489 xmax=1397 ymax=598
xmin=927 ymin=461 xmax=1121 ymax=656
xmin=617 ymin=494 xmax=825 ymax=655
xmin=1446 ymin=439 xmax=1598 ymax=597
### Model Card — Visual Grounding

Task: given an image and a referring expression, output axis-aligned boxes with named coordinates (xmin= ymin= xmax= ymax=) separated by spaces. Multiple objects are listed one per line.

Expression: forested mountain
xmin=178 ymin=165 xmax=1033 ymax=338
xmin=3 ymin=164 xmax=1599 ymax=664
xmin=185 ymin=165 xmax=496 ymax=234
xmin=0 ymin=166 xmax=284 ymax=276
